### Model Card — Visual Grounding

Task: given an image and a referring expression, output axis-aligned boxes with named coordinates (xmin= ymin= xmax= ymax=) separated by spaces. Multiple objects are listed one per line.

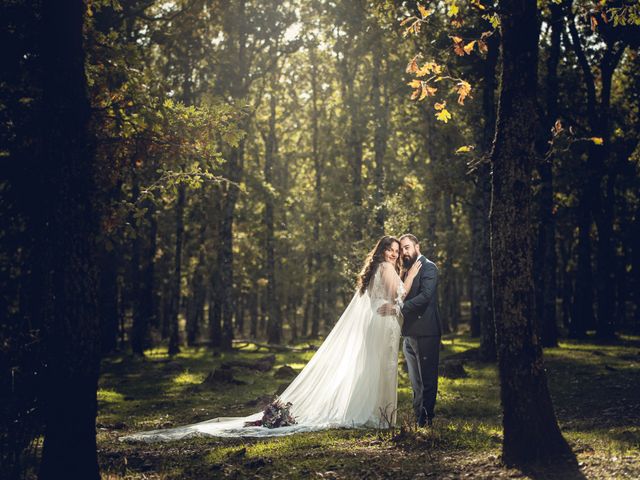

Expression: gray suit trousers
xmin=403 ymin=335 xmax=440 ymax=422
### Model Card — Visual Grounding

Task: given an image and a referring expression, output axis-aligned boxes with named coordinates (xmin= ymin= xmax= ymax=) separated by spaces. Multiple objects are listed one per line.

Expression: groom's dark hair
xmin=399 ymin=233 xmax=419 ymax=245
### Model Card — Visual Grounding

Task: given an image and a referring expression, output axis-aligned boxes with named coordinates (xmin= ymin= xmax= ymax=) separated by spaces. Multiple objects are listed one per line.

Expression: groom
xmin=379 ymin=234 xmax=442 ymax=427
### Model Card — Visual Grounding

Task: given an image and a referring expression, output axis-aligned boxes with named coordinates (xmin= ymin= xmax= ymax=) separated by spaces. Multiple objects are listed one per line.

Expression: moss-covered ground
xmin=96 ymin=333 xmax=640 ymax=479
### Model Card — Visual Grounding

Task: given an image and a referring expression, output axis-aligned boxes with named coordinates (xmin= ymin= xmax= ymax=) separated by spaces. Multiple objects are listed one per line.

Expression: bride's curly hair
xmin=357 ymin=235 xmax=402 ymax=295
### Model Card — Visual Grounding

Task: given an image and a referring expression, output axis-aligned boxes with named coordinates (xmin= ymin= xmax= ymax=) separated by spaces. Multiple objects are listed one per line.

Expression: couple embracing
xmin=122 ymin=234 xmax=442 ymax=442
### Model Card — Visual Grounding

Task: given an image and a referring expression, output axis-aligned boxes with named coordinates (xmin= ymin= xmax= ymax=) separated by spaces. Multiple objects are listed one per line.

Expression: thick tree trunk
xmin=490 ymin=0 xmax=572 ymax=464
xmin=38 ymin=1 xmax=101 ymax=478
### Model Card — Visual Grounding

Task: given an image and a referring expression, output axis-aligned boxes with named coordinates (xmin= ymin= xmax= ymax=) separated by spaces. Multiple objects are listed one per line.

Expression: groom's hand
xmin=377 ymin=303 xmax=397 ymax=316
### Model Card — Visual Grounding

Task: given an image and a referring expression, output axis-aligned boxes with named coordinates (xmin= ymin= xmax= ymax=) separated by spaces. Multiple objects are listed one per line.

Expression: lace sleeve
xmin=376 ymin=262 xmax=405 ymax=316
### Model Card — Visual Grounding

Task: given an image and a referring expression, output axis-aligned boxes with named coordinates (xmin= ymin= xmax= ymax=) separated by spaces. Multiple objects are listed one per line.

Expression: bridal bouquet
xmin=244 ymin=398 xmax=297 ymax=428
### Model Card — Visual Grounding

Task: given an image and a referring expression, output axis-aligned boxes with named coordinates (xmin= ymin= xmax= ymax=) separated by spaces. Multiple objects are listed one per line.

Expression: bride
xmin=120 ymin=235 xmax=421 ymax=441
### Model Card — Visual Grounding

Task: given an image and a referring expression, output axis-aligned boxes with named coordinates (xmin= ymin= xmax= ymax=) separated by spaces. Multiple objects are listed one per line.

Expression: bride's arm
xmin=401 ymin=261 xmax=422 ymax=299
xmin=377 ymin=262 xmax=421 ymax=316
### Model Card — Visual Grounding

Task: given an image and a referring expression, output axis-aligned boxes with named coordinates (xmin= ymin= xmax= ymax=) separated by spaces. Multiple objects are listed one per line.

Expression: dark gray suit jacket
xmin=400 ymin=255 xmax=442 ymax=337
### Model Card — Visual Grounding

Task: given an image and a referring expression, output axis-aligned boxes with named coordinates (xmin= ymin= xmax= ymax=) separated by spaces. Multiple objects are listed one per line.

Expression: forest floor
xmin=94 ymin=332 xmax=640 ymax=479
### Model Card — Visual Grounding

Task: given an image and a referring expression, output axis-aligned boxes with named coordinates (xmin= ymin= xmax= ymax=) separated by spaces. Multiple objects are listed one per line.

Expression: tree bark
xmin=489 ymin=0 xmax=572 ymax=464
xmin=38 ymin=1 xmax=101 ymax=478
xmin=265 ymin=60 xmax=282 ymax=344
xmin=130 ymin=161 xmax=147 ymax=355
xmin=534 ymin=2 xmax=562 ymax=347
xmin=470 ymin=31 xmax=497 ymax=359
xmin=168 ymin=184 xmax=185 ymax=356
xmin=140 ymin=198 xmax=158 ymax=331
xmin=371 ymin=31 xmax=390 ymax=236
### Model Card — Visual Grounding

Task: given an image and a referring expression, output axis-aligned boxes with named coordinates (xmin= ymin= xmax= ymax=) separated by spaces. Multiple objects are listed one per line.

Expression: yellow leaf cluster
xmin=590 ymin=137 xmax=604 ymax=145
xmin=436 ymin=109 xmax=453 ymax=123
xmin=434 ymin=101 xmax=452 ymax=123
xmin=408 ymin=80 xmax=437 ymax=101
xmin=416 ymin=61 xmax=443 ymax=77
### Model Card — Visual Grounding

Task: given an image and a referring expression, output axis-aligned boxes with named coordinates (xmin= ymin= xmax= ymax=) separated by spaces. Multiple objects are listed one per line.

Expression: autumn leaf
xmin=590 ymin=137 xmax=604 ymax=145
xmin=456 ymin=81 xmax=472 ymax=105
xmin=406 ymin=55 xmax=419 ymax=74
xmin=590 ymin=15 xmax=598 ymax=31
xmin=483 ymin=13 xmax=500 ymax=29
xmin=435 ymin=108 xmax=452 ymax=123
xmin=416 ymin=61 xmax=442 ymax=77
xmin=455 ymin=145 xmax=475 ymax=154
xmin=471 ymin=0 xmax=486 ymax=9
xmin=419 ymin=84 xmax=438 ymax=100
xmin=463 ymin=41 xmax=476 ymax=55
xmin=451 ymin=36 xmax=466 ymax=56
xmin=408 ymin=79 xmax=422 ymax=88
xmin=448 ymin=3 xmax=459 ymax=17
xmin=478 ymin=40 xmax=489 ymax=54
xmin=434 ymin=101 xmax=446 ymax=110
xmin=418 ymin=4 xmax=432 ymax=18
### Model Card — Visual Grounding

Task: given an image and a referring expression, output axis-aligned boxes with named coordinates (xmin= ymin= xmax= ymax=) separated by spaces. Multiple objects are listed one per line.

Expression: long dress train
xmin=119 ymin=262 xmax=404 ymax=441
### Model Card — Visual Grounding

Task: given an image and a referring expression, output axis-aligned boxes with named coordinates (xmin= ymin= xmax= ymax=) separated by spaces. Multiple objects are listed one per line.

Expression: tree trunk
xmin=209 ymin=284 xmax=222 ymax=350
xmin=187 ymin=252 xmax=206 ymax=346
xmin=140 ymin=198 xmax=158 ymax=331
xmin=265 ymin=64 xmax=282 ymax=344
xmin=38 ymin=1 xmax=101 ymax=478
xmin=130 ymin=162 xmax=147 ymax=355
xmin=371 ymin=32 xmax=389 ymax=235
xmin=441 ymin=191 xmax=456 ymax=334
xmin=534 ymin=2 xmax=562 ymax=347
xmin=309 ymin=43 xmax=324 ymax=339
xmin=99 ymin=241 xmax=119 ymax=354
xmin=168 ymin=184 xmax=185 ymax=356
xmin=489 ymin=0 xmax=572 ymax=464
xmin=592 ymin=46 xmax=625 ymax=339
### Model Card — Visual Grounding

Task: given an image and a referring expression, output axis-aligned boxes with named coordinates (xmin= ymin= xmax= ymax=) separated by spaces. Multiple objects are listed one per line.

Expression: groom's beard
xmin=403 ymin=253 xmax=418 ymax=269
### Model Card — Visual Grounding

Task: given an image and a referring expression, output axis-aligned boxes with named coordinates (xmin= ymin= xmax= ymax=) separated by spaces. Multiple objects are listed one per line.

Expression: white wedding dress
xmin=120 ymin=261 xmax=405 ymax=442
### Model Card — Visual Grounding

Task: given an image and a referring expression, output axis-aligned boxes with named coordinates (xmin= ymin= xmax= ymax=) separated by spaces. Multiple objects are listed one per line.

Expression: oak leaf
xmin=456 ymin=81 xmax=472 ymax=105
xmin=435 ymin=108 xmax=452 ymax=123
xmin=463 ymin=41 xmax=476 ymax=54
xmin=406 ymin=55 xmax=419 ymax=73
xmin=418 ymin=4 xmax=432 ymax=18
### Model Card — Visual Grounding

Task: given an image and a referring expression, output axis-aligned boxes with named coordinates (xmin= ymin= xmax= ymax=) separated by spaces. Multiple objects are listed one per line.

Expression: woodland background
xmin=1 ymin=0 xmax=639 ymax=478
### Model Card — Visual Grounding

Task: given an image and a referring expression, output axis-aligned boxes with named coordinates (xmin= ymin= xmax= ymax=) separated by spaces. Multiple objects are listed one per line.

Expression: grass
xmin=94 ymin=333 xmax=640 ymax=479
